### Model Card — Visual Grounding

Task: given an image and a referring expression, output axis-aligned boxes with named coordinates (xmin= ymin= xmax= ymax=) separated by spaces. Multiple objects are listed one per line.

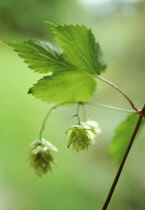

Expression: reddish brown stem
xmin=102 ymin=104 xmax=145 ymax=210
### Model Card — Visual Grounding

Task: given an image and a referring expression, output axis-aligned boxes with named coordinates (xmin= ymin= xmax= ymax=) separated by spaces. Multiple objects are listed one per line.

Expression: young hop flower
xmin=66 ymin=124 xmax=95 ymax=153
xmin=82 ymin=120 xmax=102 ymax=143
xmin=28 ymin=138 xmax=58 ymax=176
xmin=83 ymin=120 xmax=102 ymax=135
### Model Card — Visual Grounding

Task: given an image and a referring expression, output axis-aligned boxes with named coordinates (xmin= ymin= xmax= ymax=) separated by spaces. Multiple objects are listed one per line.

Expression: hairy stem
xmin=102 ymin=104 xmax=145 ymax=210
xmin=96 ymin=75 xmax=139 ymax=112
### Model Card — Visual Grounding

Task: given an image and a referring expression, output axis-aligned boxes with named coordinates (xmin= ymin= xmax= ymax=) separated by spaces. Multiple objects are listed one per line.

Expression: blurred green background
xmin=0 ymin=0 xmax=145 ymax=209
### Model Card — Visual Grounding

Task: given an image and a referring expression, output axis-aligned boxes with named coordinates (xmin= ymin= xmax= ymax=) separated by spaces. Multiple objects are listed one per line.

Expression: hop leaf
xmin=4 ymin=23 xmax=107 ymax=105
xmin=28 ymin=138 xmax=58 ymax=176
xmin=66 ymin=124 xmax=95 ymax=152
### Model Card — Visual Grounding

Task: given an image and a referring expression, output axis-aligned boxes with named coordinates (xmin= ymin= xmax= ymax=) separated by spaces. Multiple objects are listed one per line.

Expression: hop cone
xmin=84 ymin=120 xmax=102 ymax=135
xmin=66 ymin=124 xmax=95 ymax=152
xmin=28 ymin=138 xmax=58 ymax=176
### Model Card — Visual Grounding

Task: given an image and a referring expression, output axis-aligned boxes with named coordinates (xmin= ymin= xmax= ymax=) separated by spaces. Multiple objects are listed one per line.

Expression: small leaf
xmin=4 ymin=40 xmax=75 ymax=74
xmin=28 ymin=70 xmax=96 ymax=104
xmin=109 ymin=114 xmax=145 ymax=165
xmin=47 ymin=23 xmax=107 ymax=75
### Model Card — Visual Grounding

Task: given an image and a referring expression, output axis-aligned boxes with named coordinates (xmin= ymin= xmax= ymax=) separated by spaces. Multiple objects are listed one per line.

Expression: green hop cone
xmin=83 ymin=120 xmax=102 ymax=135
xmin=28 ymin=138 xmax=58 ymax=176
xmin=82 ymin=120 xmax=102 ymax=143
xmin=66 ymin=124 xmax=95 ymax=152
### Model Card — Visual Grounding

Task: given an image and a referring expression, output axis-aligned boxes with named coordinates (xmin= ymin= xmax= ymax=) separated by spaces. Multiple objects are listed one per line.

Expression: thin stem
xmin=77 ymin=103 xmax=81 ymax=124
xmin=84 ymin=101 xmax=138 ymax=114
xmin=96 ymin=75 xmax=139 ymax=112
xmin=81 ymin=104 xmax=87 ymax=121
xmin=39 ymin=105 xmax=58 ymax=140
xmin=102 ymin=104 xmax=145 ymax=210
xmin=39 ymin=102 xmax=73 ymax=140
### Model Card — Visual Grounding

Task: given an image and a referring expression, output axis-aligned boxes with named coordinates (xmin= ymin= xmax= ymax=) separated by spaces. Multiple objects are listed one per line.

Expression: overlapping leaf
xmin=109 ymin=114 xmax=145 ymax=165
xmin=4 ymin=40 xmax=75 ymax=74
xmin=4 ymin=23 xmax=107 ymax=104
xmin=48 ymin=23 xmax=107 ymax=75
xmin=28 ymin=70 xmax=96 ymax=103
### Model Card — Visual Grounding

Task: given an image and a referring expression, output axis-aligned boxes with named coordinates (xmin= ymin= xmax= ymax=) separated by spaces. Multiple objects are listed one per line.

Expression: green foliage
xmin=109 ymin=114 xmax=144 ymax=165
xmin=4 ymin=40 xmax=75 ymax=74
xmin=48 ymin=22 xmax=107 ymax=75
xmin=28 ymin=70 xmax=96 ymax=103
xmin=4 ymin=23 xmax=107 ymax=104
xmin=3 ymin=22 xmax=144 ymax=178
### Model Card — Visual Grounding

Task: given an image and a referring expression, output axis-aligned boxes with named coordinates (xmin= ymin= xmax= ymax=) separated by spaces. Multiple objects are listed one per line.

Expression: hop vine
xmin=3 ymin=22 xmax=144 ymax=210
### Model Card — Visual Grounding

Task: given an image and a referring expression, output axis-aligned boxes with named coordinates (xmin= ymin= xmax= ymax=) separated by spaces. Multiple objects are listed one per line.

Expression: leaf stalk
xmin=96 ymin=75 xmax=139 ymax=112
xmin=84 ymin=101 xmax=138 ymax=114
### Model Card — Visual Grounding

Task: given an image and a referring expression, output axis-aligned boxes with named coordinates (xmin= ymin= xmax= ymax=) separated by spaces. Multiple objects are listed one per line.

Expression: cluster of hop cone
xmin=28 ymin=120 xmax=101 ymax=176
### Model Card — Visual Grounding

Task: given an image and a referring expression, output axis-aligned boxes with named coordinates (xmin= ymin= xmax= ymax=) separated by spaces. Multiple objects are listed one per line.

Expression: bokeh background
xmin=0 ymin=0 xmax=145 ymax=209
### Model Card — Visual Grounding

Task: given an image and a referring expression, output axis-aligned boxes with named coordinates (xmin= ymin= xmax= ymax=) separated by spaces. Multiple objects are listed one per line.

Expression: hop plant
xmin=28 ymin=138 xmax=58 ymax=176
xmin=66 ymin=124 xmax=95 ymax=152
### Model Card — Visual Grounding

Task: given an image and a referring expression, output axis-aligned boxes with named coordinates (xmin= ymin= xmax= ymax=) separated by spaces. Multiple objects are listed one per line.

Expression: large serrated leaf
xmin=109 ymin=114 xmax=145 ymax=165
xmin=47 ymin=23 xmax=107 ymax=75
xmin=28 ymin=70 xmax=96 ymax=104
xmin=3 ymin=23 xmax=107 ymax=104
xmin=4 ymin=40 xmax=75 ymax=73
